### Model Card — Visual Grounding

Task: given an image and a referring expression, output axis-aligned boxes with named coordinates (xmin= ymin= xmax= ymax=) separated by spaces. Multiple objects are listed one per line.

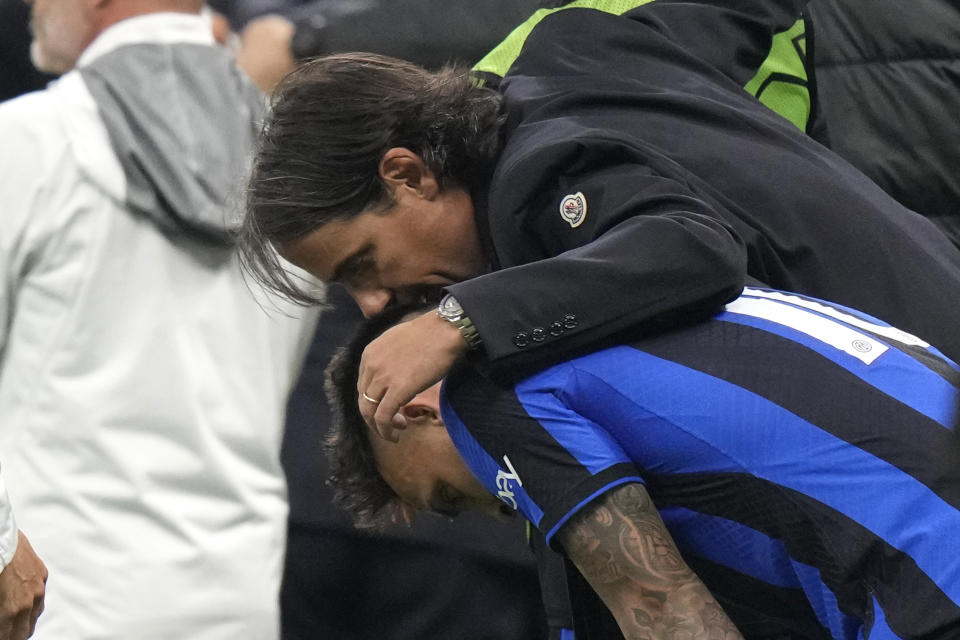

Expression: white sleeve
xmin=0 ymin=93 xmax=55 ymax=357
xmin=0 ymin=93 xmax=58 ymax=570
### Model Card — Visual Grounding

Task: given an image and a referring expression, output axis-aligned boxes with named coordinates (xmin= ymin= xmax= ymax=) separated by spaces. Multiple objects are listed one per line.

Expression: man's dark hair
xmin=239 ymin=52 xmax=505 ymax=304
xmin=324 ymin=303 xmax=431 ymax=529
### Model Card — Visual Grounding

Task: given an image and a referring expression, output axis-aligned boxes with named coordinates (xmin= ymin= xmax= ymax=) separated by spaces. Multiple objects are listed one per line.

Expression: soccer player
xmin=325 ymin=288 xmax=960 ymax=639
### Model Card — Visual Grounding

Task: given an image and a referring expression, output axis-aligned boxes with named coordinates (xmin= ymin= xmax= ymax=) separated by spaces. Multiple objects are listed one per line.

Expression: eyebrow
xmin=330 ymin=246 xmax=373 ymax=284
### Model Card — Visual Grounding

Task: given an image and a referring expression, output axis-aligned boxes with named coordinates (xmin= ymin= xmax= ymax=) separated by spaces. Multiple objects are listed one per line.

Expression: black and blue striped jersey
xmin=440 ymin=287 xmax=960 ymax=639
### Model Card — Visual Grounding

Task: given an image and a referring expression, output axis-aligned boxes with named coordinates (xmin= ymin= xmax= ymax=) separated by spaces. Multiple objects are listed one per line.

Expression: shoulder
xmin=0 ymin=85 xmax=72 ymax=228
xmin=0 ymin=72 xmax=122 ymax=239
xmin=441 ymin=359 xmax=588 ymax=440
xmin=442 ymin=360 xmax=561 ymax=413
xmin=0 ymin=85 xmax=65 ymax=158
xmin=442 ymin=362 xmax=517 ymax=413
xmin=0 ymin=72 xmax=113 ymax=178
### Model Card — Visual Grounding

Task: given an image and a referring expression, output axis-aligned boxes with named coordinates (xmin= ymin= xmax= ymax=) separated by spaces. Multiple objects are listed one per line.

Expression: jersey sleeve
xmin=440 ymin=363 xmax=644 ymax=551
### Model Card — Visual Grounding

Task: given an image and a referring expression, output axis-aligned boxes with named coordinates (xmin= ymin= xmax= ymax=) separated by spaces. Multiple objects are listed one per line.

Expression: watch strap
xmin=455 ymin=315 xmax=482 ymax=351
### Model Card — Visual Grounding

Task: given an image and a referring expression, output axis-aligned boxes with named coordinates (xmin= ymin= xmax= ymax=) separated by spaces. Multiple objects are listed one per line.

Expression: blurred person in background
xmin=0 ymin=1 xmax=317 ymax=639
xmin=228 ymin=0 xmax=544 ymax=92
xmin=0 ymin=0 xmax=53 ymax=101
xmin=0 ymin=6 xmax=57 ymax=640
xmin=808 ymin=0 xmax=960 ymax=248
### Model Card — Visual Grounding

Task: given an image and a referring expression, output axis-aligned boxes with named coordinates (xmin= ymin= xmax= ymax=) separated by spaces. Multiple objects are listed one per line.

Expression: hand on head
xmin=357 ymin=308 xmax=468 ymax=440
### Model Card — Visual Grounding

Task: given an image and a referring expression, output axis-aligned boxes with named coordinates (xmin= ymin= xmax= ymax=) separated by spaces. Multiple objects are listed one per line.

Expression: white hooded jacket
xmin=0 ymin=12 xmax=317 ymax=639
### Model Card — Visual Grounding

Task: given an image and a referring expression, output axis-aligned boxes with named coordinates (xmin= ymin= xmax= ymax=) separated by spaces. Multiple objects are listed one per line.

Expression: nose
xmin=350 ymin=287 xmax=393 ymax=317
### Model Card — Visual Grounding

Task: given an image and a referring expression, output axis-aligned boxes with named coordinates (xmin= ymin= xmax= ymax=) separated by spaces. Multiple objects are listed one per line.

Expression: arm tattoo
xmin=559 ymin=483 xmax=743 ymax=640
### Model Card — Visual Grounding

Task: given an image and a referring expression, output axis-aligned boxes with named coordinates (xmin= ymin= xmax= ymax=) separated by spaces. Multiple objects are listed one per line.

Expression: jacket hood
xmin=80 ymin=42 xmax=265 ymax=246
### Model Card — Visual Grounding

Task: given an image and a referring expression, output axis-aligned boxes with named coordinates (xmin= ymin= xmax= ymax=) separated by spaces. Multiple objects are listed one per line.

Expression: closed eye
xmin=391 ymin=285 xmax=445 ymax=308
xmin=333 ymin=248 xmax=376 ymax=288
xmin=426 ymin=482 xmax=463 ymax=519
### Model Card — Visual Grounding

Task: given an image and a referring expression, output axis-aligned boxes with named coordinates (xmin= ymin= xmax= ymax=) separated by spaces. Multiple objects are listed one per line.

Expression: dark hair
xmin=239 ymin=52 xmax=504 ymax=304
xmin=323 ymin=303 xmax=431 ymax=529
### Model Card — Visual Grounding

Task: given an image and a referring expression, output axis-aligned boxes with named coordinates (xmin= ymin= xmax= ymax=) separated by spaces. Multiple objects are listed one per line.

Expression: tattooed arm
xmin=557 ymin=483 xmax=743 ymax=640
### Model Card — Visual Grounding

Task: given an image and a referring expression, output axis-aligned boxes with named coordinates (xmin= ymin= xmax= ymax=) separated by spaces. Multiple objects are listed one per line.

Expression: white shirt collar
xmin=77 ymin=12 xmax=216 ymax=69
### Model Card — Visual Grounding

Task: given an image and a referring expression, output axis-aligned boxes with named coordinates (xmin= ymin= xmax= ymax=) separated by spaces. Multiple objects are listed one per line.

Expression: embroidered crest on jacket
xmin=559 ymin=192 xmax=587 ymax=228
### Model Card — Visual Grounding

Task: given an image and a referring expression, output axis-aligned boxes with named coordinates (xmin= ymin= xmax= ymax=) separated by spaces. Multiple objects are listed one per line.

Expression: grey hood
xmin=80 ymin=42 xmax=265 ymax=246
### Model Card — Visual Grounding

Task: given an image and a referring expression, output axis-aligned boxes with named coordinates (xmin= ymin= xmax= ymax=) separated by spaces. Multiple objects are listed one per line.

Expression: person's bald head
xmin=27 ymin=0 xmax=207 ymax=75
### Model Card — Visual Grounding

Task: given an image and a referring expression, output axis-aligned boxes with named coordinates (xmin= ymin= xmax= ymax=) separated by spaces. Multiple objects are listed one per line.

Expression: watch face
xmin=438 ymin=294 xmax=464 ymax=320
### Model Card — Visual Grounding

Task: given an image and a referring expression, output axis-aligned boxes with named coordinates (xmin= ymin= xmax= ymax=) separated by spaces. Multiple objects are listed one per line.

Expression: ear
xmin=378 ymin=147 xmax=440 ymax=200
xmin=399 ymin=400 xmax=443 ymax=427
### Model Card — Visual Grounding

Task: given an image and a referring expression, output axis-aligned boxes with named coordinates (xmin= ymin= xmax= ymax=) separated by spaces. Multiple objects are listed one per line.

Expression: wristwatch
xmin=437 ymin=294 xmax=482 ymax=350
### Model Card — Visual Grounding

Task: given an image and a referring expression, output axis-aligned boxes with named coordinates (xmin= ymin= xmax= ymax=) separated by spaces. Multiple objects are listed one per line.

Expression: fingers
xmin=356 ymin=310 xmax=464 ymax=440
xmin=27 ymin=588 xmax=43 ymax=638
xmin=0 ymin=586 xmax=43 ymax=640
xmin=356 ymin=377 xmax=396 ymax=441
xmin=356 ymin=343 xmax=376 ymax=420
xmin=356 ymin=380 xmax=408 ymax=442
xmin=11 ymin=608 xmax=31 ymax=640
xmin=0 ymin=533 xmax=46 ymax=640
xmin=373 ymin=391 xmax=408 ymax=441
xmin=357 ymin=340 xmax=408 ymax=441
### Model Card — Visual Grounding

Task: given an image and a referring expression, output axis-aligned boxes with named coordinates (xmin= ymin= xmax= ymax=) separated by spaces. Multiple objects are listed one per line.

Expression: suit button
xmin=549 ymin=321 xmax=565 ymax=337
xmin=563 ymin=314 xmax=578 ymax=330
xmin=532 ymin=327 xmax=546 ymax=342
xmin=513 ymin=331 xmax=530 ymax=348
